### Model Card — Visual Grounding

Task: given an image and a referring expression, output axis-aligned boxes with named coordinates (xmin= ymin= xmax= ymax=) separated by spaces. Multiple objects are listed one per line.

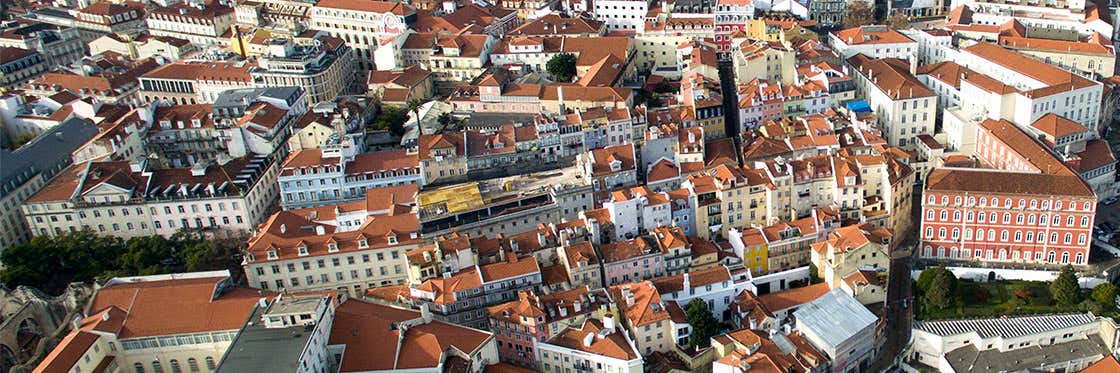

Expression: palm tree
xmin=406 ymin=98 xmax=427 ymax=136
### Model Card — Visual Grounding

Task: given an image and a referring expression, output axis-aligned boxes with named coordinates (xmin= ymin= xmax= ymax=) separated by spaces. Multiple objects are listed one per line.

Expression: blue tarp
xmin=846 ymin=100 xmax=872 ymax=113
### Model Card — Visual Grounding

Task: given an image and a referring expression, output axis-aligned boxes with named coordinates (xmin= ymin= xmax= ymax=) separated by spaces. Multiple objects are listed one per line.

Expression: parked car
xmin=1104 ymin=197 xmax=1118 ymax=205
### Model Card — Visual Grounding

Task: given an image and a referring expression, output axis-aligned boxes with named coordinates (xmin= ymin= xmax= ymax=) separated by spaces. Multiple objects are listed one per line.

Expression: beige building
xmin=732 ymin=40 xmax=796 ymax=85
xmin=249 ymin=36 xmax=356 ymax=105
xmin=32 ymin=271 xmax=262 ymax=373
xmin=243 ymin=185 xmax=421 ymax=296
xmin=609 ymin=281 xmax=672 ymax=355
xmin=416 ymin=132 xmax=468 ymax=185
xmin=810 ymin=224 xmax=892 ymax=289
xmin=147 ymin=3 xmax=236 ymax=46
xmin=367 ymin=65 xmax=435 ymax=106
xmin=22 ymin=154 xmax=281 ymax=240
xmin=308 ymin=0 xmax=416 ymax=70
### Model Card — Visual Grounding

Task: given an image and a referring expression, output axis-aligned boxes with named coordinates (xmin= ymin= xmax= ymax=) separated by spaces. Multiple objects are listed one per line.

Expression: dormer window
xmin=247 ymin=253 xmax=255 ymax=261
xmin=610 ymin=159 xmax=622 ymax=172
xmin=358 ymin=239 xmax=368 ymax=248
xmin=298 ymin=246 xmax=309 ymax=256
xmin=387 ymin=234 xmax=398 ymax=245
xmin=266 ymin=250 xmax=278 ymax=260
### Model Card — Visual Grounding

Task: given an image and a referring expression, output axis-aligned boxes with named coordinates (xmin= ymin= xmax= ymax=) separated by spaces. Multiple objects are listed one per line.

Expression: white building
xmin=794 ymin=289 xmax=878 ymax=373
xmin=308 ymin=0 xmax=416 ymax=71
xmin=651 ymin=266 xmax=738 ymax=322
xmin=146 ymin=3 xmax=236 ymax=46
xmin=592 ymin=0 xmax=649 ymax=33
xmin=830 ymin=25 xmax=918 ymax=59
xmin=911 ymin=313 xmax=1116 ymax=372
xmin=846 ymin=54 xmax=937 ymax=149
xmin=534 ymin=317 xmax=643 ymax=373
xmin=278 ymin=148 xmax=420 ymax=210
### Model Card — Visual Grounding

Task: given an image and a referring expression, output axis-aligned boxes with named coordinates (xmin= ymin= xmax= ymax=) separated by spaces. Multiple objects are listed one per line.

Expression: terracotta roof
xmin=0 ymin=46 xmax=37 ymax=64
xmin=843 ymin=270 xmax=882 ymax=289
xmin=246 ymin=205 xmax=421 ymax=263
xmin=847 ymin=54 xmax=933 ymax=99
xmin=562 ymin=241 xmax=600 ymax=268
xmin=962 ymin=42 xmax=1096 ymax=91
xmin=418 ymin=132 xmax=466 ymax=160
xmin=757 ymin=283 xmax=830 ymax=311
xmin=999 ymin=34 xmax=1114 ymax=55
xmin=88 ymin=276 xmax=264 ymax=339
xmin=479 ymin=256 xmax=540 ymax=282
xmin=142 ymin=61 xmax=252 ymax=83
xmin=544 ymin=319 xmax=639 ymax=360
xmin=915 ymin=61 xmax=972 ymax=89
xmin=810 ymin=224 xmax=890 ymax=254
xmin=33 ymin=331 xmax=100 ymax=373
xmin=647 ymin=158 xmax=681 ymax=182
xmin=832 ymin=25 xmax=914 ymax=45
xmin=328 ymin=300 xmax=491 ymax=371
xmin=586 ymin=143 xmax=636 ymax=176
xmin=600 ymin=237 xmax=659 ymax=263
xmin=609 ymin=281 xmax=669 ymax=327
xmin=510 ymin=14 xmax=604 ymax=35
xmin=314 ymin=0 xmax=415 ymax=15
xmin=1083 ymin=356 xmax=1120 ymax=373
xmin=1075 ymin=140 xmax=1117 ymax=172
xmin=1031 ymin=113 xmax=1088 ymax=140
xmin=651 ymin=265 xmax=732 ymax=294
xmin=414 ymin=266 xmax=484 ymax=304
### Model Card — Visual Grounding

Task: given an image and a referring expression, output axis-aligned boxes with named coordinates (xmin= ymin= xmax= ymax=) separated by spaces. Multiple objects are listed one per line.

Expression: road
xmin=870 ymin=249 xmax=914 ymax=372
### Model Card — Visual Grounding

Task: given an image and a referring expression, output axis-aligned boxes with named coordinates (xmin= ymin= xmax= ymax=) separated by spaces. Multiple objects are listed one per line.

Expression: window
xmin=205 ymin=357 xmax=215 ymax=370
xmin=187 ymin=358 xmax=198 ymax=372
xmin=170 ymin=360 xmax=182 ymax=373
xmin=152 ymin=361 xmax=164 ymax=373
xmin=135 ymin=363 xmax=145 ymax=373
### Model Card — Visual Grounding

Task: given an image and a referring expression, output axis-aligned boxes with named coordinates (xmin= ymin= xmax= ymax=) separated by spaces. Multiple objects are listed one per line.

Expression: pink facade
xmin=604 ymin=253 xmax=666 ymax=286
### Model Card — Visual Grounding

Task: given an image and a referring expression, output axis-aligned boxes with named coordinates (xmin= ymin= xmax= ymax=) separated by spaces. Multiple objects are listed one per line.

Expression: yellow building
xmin=742 ymin=16 xmax=819 ymax=43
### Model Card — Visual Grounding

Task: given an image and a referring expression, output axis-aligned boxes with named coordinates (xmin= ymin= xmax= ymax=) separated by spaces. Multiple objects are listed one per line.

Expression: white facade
xmin=593 ymin=0 xmax=648 ymax=33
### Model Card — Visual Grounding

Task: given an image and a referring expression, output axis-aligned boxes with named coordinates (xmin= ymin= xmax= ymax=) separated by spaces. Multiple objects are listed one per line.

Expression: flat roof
xmin=793 ymin=289 xmax=877 ymax=349
xmin=945 ymin=334 xmax=1107 ymax=373
xmin=417 ymin=166 xmax=582 ymax=221
xmin=216 ymin=299 xmax=324 ymax=372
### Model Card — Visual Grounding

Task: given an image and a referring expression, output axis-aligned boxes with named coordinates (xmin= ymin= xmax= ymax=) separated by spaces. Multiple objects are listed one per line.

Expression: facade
xmin=600 ymin=236 xmax=667 ymax=286
xmin=139 ymin=61 xmax=255 ymax=105
xmin=0 ymin=47 xmax=47 ymax=89
xmin=0 ymin=118 xmax=98 ymax=252
xmin=534 ymin=318 xmax=643 ymax=373
xmin=487 ymin=287 xmax=612 ymax=368
xmin=830 ymin=25 xmax=917 ymax=59
xmin=147 ymin=3 xmax=236 ymax=46
xmin=308 ymin=0 xmax=416 ymax=71
xmin=593 ymin=0 xmax=649 ymax=33
xmin=409 ymin=255 xmax=543 ymax=329
xmin=809 ymin=224 xmax=891 ymax=289
xmin=23 ymin=153 xmax=281 ymax=240
xmin=579 ymin=144 xmax=639 ymax=200
xmin=73 ymin=2 xmax=147 ymax=42
xmin=609 ymin=281 xmax=672 ymax=355
xmin=243 ymin=185 xmax=420 ymax=296
xmin=249 ymin=37 xmax=356 ymax=105
xmin=32 ymin=271 xmax=263 ymax=373
xmin=921 ymin=118 xmax=1097 ymax=267
xmin=846 ymin=54 xmax=936 ymax=149
xmin=278 ymin=148 xmax=420 ymax=209
xmin=651 ymin=266 xmax=737 ymax=322
xmin=0 ymin=22 xmax=85 ymax=68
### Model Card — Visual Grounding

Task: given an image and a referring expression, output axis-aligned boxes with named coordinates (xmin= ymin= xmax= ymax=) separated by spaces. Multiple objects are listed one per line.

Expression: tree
xmin=405 ymin=99 xmax=427 ymax=135
xmin=887 ymin=13 xmax=911 ymax=30
xmin=8 ymin=132 xmax=36 ymax=150
xmin=924 ymin=268 xmax=957 ymax=310
xmin=916 ymin=267 xmax=943 ymax=295
xmin=1051 ymin=265 xmax=1082 ymax=307
xmin=842 ymin=1 xmax=875 ymax=29
xmin=120 ymin=236 xmax=175 ymax=275
xmin=684 ymin=298 xmax=720 ymax=349
xmin=0 ymin=230 xmax=123 ymax=294
xmin=546 ymin=53 xmax=578 ymax=83
xmin=1092 ymin=283 xmax=1118 ymax=310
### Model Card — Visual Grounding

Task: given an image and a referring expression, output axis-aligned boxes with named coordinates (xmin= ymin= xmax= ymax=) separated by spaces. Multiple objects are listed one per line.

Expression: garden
xmin=916 ymin=266 xmax=1120 ymax=320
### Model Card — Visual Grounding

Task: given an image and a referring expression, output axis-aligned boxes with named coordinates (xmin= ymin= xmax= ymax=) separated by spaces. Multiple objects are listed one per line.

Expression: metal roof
xmin=915 ymin=313 xmax=1096 ymax=339
xmin=793 ymin=289 xmax=877 ymax=349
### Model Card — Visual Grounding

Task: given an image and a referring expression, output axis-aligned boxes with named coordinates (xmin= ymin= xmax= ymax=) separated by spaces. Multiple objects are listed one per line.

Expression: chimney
xmin=280 ymin=224 xmax=287 ymax=234
xmin=603 ymin=313 xmax=616 ymax=332
xmin=420 ymin=303 xmax=433 ymax=323
xmin=315 ymin=225 xmax=325 ymax=235
xmin=683 ymin=273 xmax=690 ymax=289
xmin=583 ymin=332 xmax=595 ymax=347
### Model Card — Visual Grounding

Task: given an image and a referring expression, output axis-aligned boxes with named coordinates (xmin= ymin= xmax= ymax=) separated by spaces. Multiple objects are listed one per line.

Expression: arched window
xmin=1076 ymin=252 xmax=1085 ymax=264
xmin=988 ymin=230 xmax=996 ymax=241
xmin=979 ymin=197 xmax=987 ymax=206
xmin=1019 ymin=199 xmax=1026 ymax=208
xmin=968 ymin=197 xmax=976 ymax=205
xmin=187 ymin=358 xmax=199 ymax=372
xmin=1000 ymin=230 xmax=1009 ymax=241
xmin=965 ymin=228 xmax=973 ymax=240
xmin=953 ymin=211 xmax=961 ymax=221
xmin=1028 ymin=214 xmax=1036 ymax=224
xmin=1005 ymin=198 xmax=1012 ymax=207
xmin=135 ymin=363 xmax=145 ymax=373
xmin=976 ymin=229 xmax=984 ymax=241
xmin=967 ymin=211 xmax=975 ymax=221
xmin=205 ymin=357 xmax=216 ymax=370
xmin=938 ymin=227 xmax=947 ymax=239
xmin=990 ymin=212 xmax=998 ymax=222
xmin=1081 ymin=217 xmax=1090 ymax=227
xmin=952 ymin=228 xmax=960 ymax=239
xmin=940 ymin=210 xmax=948 ymax=220
xmin=153 ymin=361 xmax=164 ymax=373
xmin=941 ymin=196 xmax=949 ymax=205
xmin=1064 ymin=233 xmax=1072 ymax=244
xmin=1002 ymin=213 xmax=1011 ymax=224
xmin=1078 ymin=234 xmax=1086 ymax=245
xmin=1016 ymin=213 xmax=1024 ymax=224
xmin=955 ymin=196 xmax=962 ymax=205
xmin=1061 ymin=252 xmax=1070 ymax=264
xmin=926 ymin=210 xmax=934 ymax=220
xmin=170 ymin=360 xmax=182 ymax=373
xmin=924 ymin=246 xmax=932 ymax=257
xmin=1055 ymin=201 xmax=1063 ymax=209
xmin=925 ymin=227 xmax=933 ymax=238
xmin=1026 ymin=231 xmax=1034 ymax=242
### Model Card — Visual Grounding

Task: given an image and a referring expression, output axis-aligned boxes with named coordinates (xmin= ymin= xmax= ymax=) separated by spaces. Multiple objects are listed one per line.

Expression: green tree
xmin=121 ymin=236 xmax=175 ymax=275
xmin=917 ymin=267 xmax=942 ymax=295
xmin=842 ymin=1 xmax=875 ymax=29
xmin=405 ymin=98 xmax=427 ymax=135
xmin=887 ymin=13 xmax=911 ymax=30
xmin=924 ymin=269 xmax=957 ymax=310
xmin=0 ymin=230 xmax=123 ymax=294
xmin=546 ymin=53 xmax=578 ymax=82
xmin=1051 ymin=265 xmax=1082 ymax=307
xmin=9 ymin=132 xmax=36 ymax=150
xmin=684 ymin=298 xmax=720 ymax=348
xmin=1092 ymin=282 xmax=1118 ymax=310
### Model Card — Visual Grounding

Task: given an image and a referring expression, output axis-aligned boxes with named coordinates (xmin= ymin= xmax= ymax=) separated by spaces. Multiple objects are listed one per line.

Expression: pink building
xmin=601 ymin=235 xmax=666 ymax=286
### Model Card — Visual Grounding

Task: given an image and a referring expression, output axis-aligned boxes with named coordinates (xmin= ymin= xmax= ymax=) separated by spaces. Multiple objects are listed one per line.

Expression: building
xmin=810 ymin=224 xmax=891 ymax=290
xmin=600 ymin=236 xmax=667 ymax=286
xmin=409 ymin=255 xmax=543 ymax=329
xmin=709 ymin=327 xmax=828 ymax=373
xmin=911 ymin=313 xmax=1116 ymax=372
xmin=0 ymin=118 xmax=98 ymax=252
xmin=609 ymin=281 xmax=672 ymax=355
xmin=367 ymin=65 xmax=435 ymax=106
xmin=829 ymin=25 xmax=917 ymax=59
xmin=592 ymin=0 xmax=648 ymax=33
xmin=216 ymin=294 xmax=335 ymax=373
xmin=947 ymin=0 xmax=1114 ymax=39
xmin=651 ymin=265 xmax=737 ymax=321
xmin=31 ymin=271 xmax=264 ymax=373
xmin=846 ymin=54 xmax=936 ymax=148
xmin=579 ymin=144 xmax=639 ymax=199
xmin=287 ymin=95 xmax=372 ymax=152
xmin=139 ymin=61 xmax=255 ymax=105
xmin=400 ymin=31 xmax=496 ymax=82
xmin=534 ymin=318 xmax=643 ymax=373
xmin=327 ymin=298 xmax=500 ymax=371
xmin=25 ymin=57 xmax=160 ymax=106
xmin=0 ymin=21 xmax=86 ymax=68
xmin=487 ymin=287 xmax=612 ymax=368
xmin=0 ymin=47 xmax=47 ymax=89
xmin=793 ymin=289 xmax=877 ymax=373
xmin=249 ymin=36 xmax=356 ymax=105
xmin=308 ymin=0 xmax=417 ymax=70
xmin=72 ymin=1 xmax=146 ymax=42
xmin=920 ymin=119 xmax=1096 ymax=267
xmin=713 ymin=0 xmax=756 ymax=57
xmin=278 ymin=148 xmax=420 ymax=209
xmin=147 ymin=3 xmax=236 ymax=46
xmin=243 ymin=185 xmax=420 ymax=296
xmin=23 ymin=153 xmax=281 ymax=240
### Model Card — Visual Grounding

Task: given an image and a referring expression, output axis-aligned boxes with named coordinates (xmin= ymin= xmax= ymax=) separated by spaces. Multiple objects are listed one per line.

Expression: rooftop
xmin=915 ymin=313 xmax=1097 ymax=338
xmin=793 ymin=289 xmax=877 ymax=349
